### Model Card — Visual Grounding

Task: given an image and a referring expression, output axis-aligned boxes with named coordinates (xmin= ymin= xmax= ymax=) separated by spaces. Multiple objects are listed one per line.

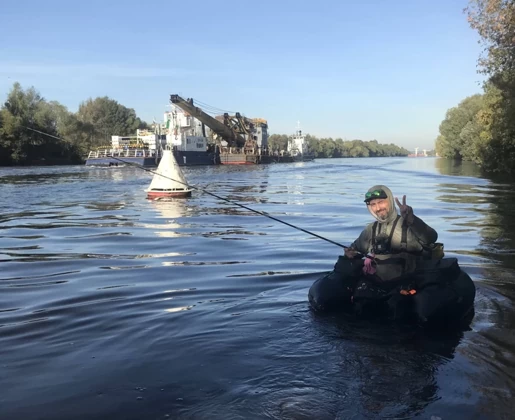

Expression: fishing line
xmin=24 ymin=126 xmax=348 ymax=249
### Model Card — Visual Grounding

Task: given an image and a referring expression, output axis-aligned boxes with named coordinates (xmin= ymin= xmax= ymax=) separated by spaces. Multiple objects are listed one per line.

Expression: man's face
xmin=367 ymin=198 xmax=390 ymax=221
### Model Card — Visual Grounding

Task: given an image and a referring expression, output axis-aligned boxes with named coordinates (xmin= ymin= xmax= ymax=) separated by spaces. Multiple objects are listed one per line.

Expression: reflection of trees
xmin=434 ymin=157 xmax=484 ymax=178
xmin=434 ymin=183 xmax=490 ymax=205
xmin=435 ymin=158 xmax=515 ymax=267
xmin=434 ymin=158 xmax=504 ymax=263
xmin=0 ymin=166 xmax=148 ymax=186
xmin=434 ymin=157 xmax=515 ymax=418
xmin=475 ymin=181 xmax=515 ymax=268
xmin=0 ymin=167 xmax=104 ymax=185
xmin=433 ymin=156 xmax=515 ymax=273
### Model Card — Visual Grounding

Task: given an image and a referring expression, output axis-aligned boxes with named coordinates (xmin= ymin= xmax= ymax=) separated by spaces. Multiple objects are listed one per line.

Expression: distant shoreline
xmin=0 ymin=155 xmax=426 ymax=169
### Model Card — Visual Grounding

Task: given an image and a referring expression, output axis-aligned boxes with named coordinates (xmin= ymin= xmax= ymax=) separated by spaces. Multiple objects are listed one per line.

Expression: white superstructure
xmin=287 ymin=122 xmax=310 ymax=157
xmin=164 ymin=107 xmax=208 ymax=152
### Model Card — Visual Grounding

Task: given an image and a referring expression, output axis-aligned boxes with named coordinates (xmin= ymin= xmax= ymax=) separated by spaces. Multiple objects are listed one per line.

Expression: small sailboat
xmin=145 ymin=145 xmax=193 ymax=199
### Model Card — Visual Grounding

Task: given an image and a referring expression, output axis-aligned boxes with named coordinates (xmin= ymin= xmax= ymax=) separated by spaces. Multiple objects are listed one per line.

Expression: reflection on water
xmin=436 ymin=158 xmax=515 ymax=267
xmin=144 ymin=198 xmax=192 ymax=238
xmin=434 ymin=157 xmax=486 ymax=178
xmin=434 ymin=158 xmax=515 ymax=418
xmin=0 ymin=159 xmax=514 ymax=419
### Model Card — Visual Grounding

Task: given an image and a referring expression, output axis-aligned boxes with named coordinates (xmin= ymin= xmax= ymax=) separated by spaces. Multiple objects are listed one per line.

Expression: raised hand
xmin=395 ymin=195 xmax=414 ymax=224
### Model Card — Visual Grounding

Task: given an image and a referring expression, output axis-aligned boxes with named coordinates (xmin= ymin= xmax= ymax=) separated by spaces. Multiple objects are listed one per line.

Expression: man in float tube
xmin=345 ymin=184 xmax=439 ymax=282
xmin=308 ymin=184 xmax=460 ymax=322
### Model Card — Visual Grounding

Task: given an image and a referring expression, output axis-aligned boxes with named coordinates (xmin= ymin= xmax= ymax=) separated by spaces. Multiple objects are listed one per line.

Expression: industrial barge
xmin=85 ymin=94 xmax=314 ymax=167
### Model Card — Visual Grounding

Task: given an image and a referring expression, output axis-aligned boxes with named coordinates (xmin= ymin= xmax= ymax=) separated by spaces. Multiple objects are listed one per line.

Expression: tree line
xmin=436 ymin=0 xmax=515 ymax=175
xmin=0 ymin=82 xmax=411 ymax=166
xmin=268 ymin=134 xmax=409 ymax=158
xmin=0 ymin=82 xmax=148 ymax=166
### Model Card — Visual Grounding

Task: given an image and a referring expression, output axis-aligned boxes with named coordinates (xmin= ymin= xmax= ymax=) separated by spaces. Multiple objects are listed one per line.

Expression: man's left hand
xmin=395 ymin=195 xmax=414 ymax=224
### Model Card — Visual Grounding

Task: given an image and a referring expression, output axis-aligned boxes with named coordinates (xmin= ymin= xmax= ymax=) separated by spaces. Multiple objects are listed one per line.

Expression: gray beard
xmin=376 ymin=212 xmax=389 ymax=221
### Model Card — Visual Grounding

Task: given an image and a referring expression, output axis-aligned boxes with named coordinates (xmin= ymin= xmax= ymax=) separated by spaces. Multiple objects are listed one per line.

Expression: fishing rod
xmin=24 ymin=126 xmax=348 ymax=249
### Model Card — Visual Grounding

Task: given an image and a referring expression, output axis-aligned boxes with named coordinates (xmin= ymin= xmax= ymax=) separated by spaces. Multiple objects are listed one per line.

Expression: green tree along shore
xmin=436 ymin=0 xmax=515 ymax=175
xmin=0 ymin=83 xmax=148 ymax=166
xmin=0 ymin=82 xmax=409 ymax=166
xmin=268 ymin=134 xmax=409 ymax=158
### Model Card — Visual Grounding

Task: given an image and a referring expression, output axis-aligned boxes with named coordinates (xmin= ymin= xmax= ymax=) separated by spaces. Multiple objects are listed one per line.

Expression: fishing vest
xmin=371 ymin=215 xmax=409 ymax=255
xmin=370 ymin=215 xmax=418 ymax=281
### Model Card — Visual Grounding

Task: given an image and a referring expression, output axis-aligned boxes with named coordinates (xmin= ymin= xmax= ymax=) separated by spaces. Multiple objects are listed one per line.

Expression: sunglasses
xmin=364 ymin=189 xmax=387 ymax=202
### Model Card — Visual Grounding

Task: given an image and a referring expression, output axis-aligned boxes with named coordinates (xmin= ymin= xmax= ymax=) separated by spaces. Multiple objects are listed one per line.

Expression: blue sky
xmin=1 ymin=0 xmax=484 ymax=150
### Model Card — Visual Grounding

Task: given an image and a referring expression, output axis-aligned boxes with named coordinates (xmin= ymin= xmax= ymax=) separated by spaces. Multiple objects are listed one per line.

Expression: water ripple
xmin=0 ymin=159 xmax=514 ymax=419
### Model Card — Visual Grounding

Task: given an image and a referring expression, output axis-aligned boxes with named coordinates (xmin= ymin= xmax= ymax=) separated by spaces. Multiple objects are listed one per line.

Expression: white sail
xmin=146 ymin=148 xmax=191 ymax=194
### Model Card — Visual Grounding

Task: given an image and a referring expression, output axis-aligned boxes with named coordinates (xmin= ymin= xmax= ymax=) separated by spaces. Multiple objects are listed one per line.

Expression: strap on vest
xmin=388 ymin=216 xmax=401 ymax=246
xmin=400 ymin=218 xmax=408 ymax=251
xmin=372 ymin=221 xmax=378 ymax=248
xmin=372 ymin=216 xmax=401 ymax=254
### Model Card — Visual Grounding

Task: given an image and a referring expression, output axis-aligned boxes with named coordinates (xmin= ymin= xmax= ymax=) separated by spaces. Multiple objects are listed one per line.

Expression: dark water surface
xmin=1 ymin=157 xmax=514 ymax=419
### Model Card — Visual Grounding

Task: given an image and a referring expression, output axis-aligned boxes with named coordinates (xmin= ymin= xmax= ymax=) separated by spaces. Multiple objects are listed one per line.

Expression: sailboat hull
xmin=146 ymin=190 xmax=192 ymax=199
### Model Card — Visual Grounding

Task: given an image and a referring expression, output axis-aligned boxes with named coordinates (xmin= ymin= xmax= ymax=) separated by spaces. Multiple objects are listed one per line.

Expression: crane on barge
xmin=170 ymin=94 xmax=271 ymax=164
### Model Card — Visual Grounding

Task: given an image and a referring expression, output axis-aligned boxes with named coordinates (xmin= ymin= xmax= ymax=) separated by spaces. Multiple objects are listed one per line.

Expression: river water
xmin=0 ymin=157 xmax=514 ymax=420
